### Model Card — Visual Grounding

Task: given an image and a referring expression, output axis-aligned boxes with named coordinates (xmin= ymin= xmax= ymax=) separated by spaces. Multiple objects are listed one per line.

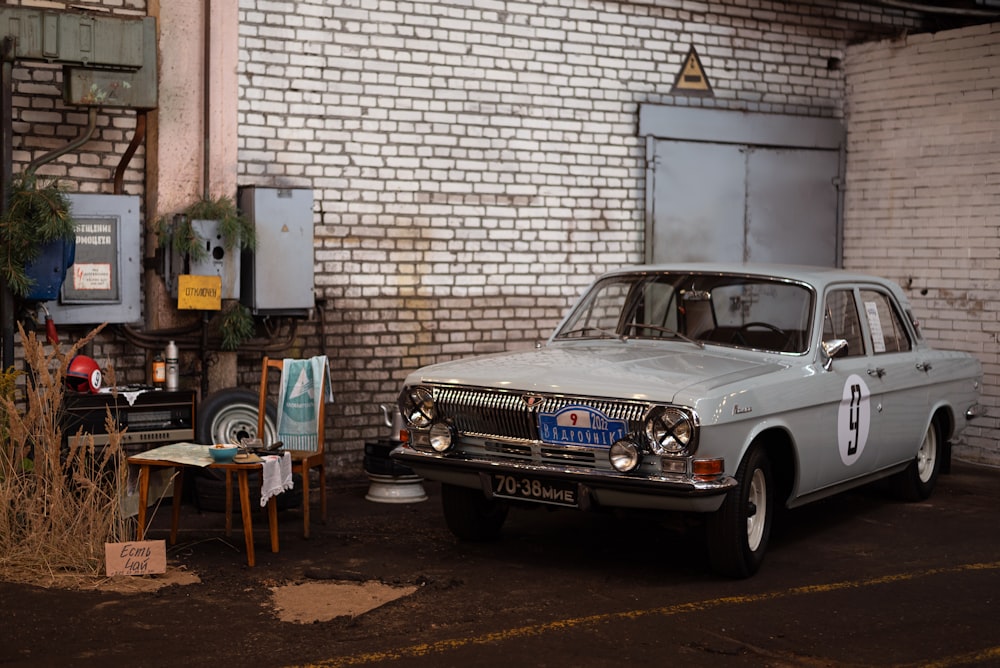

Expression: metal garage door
xmin=639 ymin=106 xmax=844 ymax=267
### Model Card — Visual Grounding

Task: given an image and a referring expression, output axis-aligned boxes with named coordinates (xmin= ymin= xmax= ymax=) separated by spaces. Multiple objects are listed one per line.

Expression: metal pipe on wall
xmin=201 ymin=0 xmax=212 ymax=398
xmin=25 ymin=108 xmax=98 ymax=177
xmin=1 ymin=38 xmax=15 ymax=372
xmin=114 ymin=113 xmax=146 ymax=195
xmin=203 ymin=0 xmax=211 ymax=202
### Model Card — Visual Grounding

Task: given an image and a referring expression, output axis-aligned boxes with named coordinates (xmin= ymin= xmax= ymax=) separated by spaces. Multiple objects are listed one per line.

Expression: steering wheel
xmin=732 ymin=322 xmax=788 ymax=347
xmin=741 ymin=322 xmax=786 ymax=335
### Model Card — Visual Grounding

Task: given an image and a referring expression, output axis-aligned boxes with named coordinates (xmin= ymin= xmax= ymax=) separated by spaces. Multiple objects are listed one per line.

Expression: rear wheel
xmin=706 ymin=445 xmax=773 ymax=579
xmin=441 ymin=483 xmax=509 ymax=541
xmin=893 ymin=419 xmax=942 ymax=501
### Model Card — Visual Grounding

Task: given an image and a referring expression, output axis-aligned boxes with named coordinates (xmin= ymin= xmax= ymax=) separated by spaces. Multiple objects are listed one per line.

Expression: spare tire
xmin=197 ymin=387 xmax=276 ymax=446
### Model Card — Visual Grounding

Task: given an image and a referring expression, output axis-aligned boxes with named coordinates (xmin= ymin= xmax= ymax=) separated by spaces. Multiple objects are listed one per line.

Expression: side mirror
xmin=821 ymin=339 xmax=848 ymax=371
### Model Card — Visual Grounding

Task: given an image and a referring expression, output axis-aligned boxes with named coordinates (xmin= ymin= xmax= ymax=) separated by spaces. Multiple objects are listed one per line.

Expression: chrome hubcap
xmin=746 ymin=467 xmax=767 ymax=552
xmin=916 ymin=424 xmax=938 ymax=484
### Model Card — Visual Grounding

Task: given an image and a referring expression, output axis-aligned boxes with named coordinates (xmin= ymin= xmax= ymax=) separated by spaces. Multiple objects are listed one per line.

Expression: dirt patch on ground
xmin=95 ymin=567 xmax=418 ymax=623
xmin=270 ymin=580 xmax=419 ymax=623
xmin=98 ymin=566 xmax=201 ymax=593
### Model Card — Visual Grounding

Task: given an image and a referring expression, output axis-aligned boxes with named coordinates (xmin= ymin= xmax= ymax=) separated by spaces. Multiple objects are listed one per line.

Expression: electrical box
xmin=43 ymin=193 xmax=142 ymax=324
xmin=164 ymin=218 xmax=240 ymax=301
xmin=239 ymin=187 xmax=314 ymax=315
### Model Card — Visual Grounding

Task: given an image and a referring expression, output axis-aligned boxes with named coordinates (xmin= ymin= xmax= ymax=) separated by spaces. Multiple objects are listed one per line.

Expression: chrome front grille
xmin=540 ymin=447 xmax=597 ymax=465
xmin=433 ymin=385 xmax=650 ymax=444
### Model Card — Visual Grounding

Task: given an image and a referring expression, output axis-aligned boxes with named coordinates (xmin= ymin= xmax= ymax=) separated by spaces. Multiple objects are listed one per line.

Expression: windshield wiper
xmin=556 ymin=326 xmax=624 ymax=341
xmin=623 ymin=323 xmax=705 ymax=349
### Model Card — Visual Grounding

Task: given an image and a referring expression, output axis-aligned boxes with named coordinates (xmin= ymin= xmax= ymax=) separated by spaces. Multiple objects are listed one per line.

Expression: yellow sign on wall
xmin=672 ymin=47 xmax=713 ymax=95
xmin=178 ymin=274 xmax=222 ymax=311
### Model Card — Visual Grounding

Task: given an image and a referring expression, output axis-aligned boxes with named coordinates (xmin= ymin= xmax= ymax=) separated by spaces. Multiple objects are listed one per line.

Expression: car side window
xmin=860 ymin=289 xmax=912 ymax=354
xmin=823 ymin=289 xmax=865 ymax=357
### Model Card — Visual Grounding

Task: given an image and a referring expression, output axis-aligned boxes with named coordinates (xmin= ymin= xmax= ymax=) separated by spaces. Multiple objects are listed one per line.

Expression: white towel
xmin=260 ymin=452 xmax=293 ymax=507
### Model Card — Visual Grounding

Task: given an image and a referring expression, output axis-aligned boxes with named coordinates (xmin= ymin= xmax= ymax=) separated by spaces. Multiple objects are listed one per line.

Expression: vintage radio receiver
xmin=63 ymin=388 xmax=196 ymax=453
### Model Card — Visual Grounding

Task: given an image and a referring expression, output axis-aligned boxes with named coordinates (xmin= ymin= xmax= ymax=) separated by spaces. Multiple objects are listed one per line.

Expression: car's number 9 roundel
xmin=838 ymin=374 xmax=871 ymax=466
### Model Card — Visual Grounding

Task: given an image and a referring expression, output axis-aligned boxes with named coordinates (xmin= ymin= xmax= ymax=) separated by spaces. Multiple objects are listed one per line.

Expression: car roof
xmin=602 ymin=263 xmax=896 ymax=291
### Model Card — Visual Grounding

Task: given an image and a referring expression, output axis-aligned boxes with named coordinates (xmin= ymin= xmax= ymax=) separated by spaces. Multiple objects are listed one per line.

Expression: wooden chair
xmin=257 ymin=355 xmax=330 ymax=538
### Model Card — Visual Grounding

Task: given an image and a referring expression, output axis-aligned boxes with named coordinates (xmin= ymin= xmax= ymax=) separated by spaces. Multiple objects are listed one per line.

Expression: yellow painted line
xmin=910 ymin=646 xmax=1000 ymax=668
xmin=295 ymin=560 xmax=1000 ymax=668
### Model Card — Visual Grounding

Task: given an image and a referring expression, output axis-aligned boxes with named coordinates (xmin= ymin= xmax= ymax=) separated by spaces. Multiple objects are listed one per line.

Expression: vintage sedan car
xmin=393 ymin=264 xmax=982 ymax=577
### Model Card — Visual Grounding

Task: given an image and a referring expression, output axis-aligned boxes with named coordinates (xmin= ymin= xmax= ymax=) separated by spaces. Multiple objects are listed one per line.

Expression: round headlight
xmin=429 ymin=422 xmax=455 ymax=453
xmin=398 ymin=386 xmax=435 ymax=428
xmin=645 ymin=406 xmax=697 ymax=456
xmin=610 ymin=438 xmax=641 ymax=473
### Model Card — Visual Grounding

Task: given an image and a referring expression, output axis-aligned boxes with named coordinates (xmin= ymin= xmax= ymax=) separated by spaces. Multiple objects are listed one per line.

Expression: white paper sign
xmin=864 ymin=301 xmax=885 ymax=353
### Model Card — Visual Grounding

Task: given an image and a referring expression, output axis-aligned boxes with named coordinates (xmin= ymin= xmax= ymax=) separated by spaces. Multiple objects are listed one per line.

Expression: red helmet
xmin=66 ymin=355 xmax=102 ymax=394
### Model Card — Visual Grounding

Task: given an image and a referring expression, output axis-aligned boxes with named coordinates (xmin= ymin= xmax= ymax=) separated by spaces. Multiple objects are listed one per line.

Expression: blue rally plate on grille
xmin=537 ymin=405 xmax=628 ymax=448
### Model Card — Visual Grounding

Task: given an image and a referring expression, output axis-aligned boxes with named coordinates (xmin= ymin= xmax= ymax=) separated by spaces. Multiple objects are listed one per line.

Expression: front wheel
xmin=892 ymin=419 xmax=942 ymax=502
xmin=706 ymin=446 xmax=774 ymax=579
xmin=441 ymin=483 xmax=509 ymax=542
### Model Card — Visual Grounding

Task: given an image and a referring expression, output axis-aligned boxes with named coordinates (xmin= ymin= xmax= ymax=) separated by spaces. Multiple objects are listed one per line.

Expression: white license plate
xmin=488 ymin=473 xmax=579 ymax=507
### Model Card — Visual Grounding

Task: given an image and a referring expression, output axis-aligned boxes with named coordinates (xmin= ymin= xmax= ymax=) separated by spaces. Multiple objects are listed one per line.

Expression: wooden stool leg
xmin=136 ymin=465 xmax=150 ymax=540
xmin=301 ymin=464 xmax=311 ymax=539
xmin=169 ymin=467 xmax=184 ymax=545
xmin=224 ymin=470 xmax=233 ymax=536
xmin=237 ymin=469 xmax=255 ymax=567
xmin=268 ymin=498 xmax=279 ymax=553
xmin=319 ymin=462 xmax=327 ymax=524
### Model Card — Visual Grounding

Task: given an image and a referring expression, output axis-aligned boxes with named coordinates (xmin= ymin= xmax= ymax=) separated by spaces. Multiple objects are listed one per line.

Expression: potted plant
xmin=156 ymin=194 xmax=256 ymax=262
xmin=0 ymin=174 xmax=75 ymax=298
xmin=156 ymin=195 xmax=258 ymax=350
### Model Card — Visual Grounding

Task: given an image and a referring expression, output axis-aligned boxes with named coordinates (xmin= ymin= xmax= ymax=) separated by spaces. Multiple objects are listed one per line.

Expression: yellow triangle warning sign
xmin=672 ymin=47 xmax=713 ymax=95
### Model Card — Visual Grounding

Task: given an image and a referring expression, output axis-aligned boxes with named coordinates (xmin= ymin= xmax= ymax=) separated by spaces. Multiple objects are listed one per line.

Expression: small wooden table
xmin=128 ymin=446 xmax=279 ymax=567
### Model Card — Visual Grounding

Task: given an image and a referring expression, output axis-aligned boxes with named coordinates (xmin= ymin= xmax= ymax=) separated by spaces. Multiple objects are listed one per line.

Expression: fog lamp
xmin=429 ymin=422 xmax=455 ymax=453
xmin=610 ymin=438 xmax=641 ymax=473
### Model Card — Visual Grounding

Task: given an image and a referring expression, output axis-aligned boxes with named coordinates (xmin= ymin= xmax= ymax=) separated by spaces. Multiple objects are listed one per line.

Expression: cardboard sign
xmin=105 ymin=540 xmax=167 ymax=576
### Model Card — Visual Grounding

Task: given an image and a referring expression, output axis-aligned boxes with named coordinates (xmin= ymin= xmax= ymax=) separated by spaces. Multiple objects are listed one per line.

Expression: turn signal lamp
xmin=692 ymin=458 xmax=725 ymax=480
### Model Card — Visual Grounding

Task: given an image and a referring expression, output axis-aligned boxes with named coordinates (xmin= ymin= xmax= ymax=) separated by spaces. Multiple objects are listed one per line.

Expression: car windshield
xmin=554 ymin=272 xmax=814 ymax=353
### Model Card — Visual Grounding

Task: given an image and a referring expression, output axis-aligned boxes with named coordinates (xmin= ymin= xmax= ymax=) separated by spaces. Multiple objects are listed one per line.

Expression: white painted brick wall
xmin=236 ymin=0 xmax=921 ymax=466
xmin=844 ymin=23 xmax=1000 ymax=466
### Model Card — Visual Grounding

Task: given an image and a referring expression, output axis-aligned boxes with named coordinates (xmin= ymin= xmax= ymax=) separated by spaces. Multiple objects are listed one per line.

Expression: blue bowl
xmin=208 ymin=445 xmax=238 ymax=462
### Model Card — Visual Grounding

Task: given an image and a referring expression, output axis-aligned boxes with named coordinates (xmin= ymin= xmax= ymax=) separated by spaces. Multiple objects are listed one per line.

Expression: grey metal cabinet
xmin=238 ymin=187 xmax=315 ymax=316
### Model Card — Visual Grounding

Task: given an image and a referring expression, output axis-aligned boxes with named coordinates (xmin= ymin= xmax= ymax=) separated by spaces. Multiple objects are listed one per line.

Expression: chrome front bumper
xmin=392 ymin=445 xmax=735 ymax=513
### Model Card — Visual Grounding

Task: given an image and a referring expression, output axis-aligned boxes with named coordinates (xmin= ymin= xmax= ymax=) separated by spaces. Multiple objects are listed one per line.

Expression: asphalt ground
xmin=3 ymin=459 xmax=1000 ymax=667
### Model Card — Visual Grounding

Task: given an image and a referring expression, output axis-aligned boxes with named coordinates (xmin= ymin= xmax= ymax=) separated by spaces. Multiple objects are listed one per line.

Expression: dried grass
xmin=0 ymin=323 xmax=129 ymax=586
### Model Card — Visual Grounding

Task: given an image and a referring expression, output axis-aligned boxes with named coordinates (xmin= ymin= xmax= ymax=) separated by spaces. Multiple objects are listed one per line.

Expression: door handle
xmin=867 ymin=367 xmax=886 ymax=378
xmin=916 ymin=361 xmax=933 ymax=372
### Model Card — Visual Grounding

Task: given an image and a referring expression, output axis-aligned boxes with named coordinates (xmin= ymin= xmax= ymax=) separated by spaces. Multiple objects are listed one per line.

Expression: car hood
xmin=406 ymin=341 xmax=791 ymax=404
